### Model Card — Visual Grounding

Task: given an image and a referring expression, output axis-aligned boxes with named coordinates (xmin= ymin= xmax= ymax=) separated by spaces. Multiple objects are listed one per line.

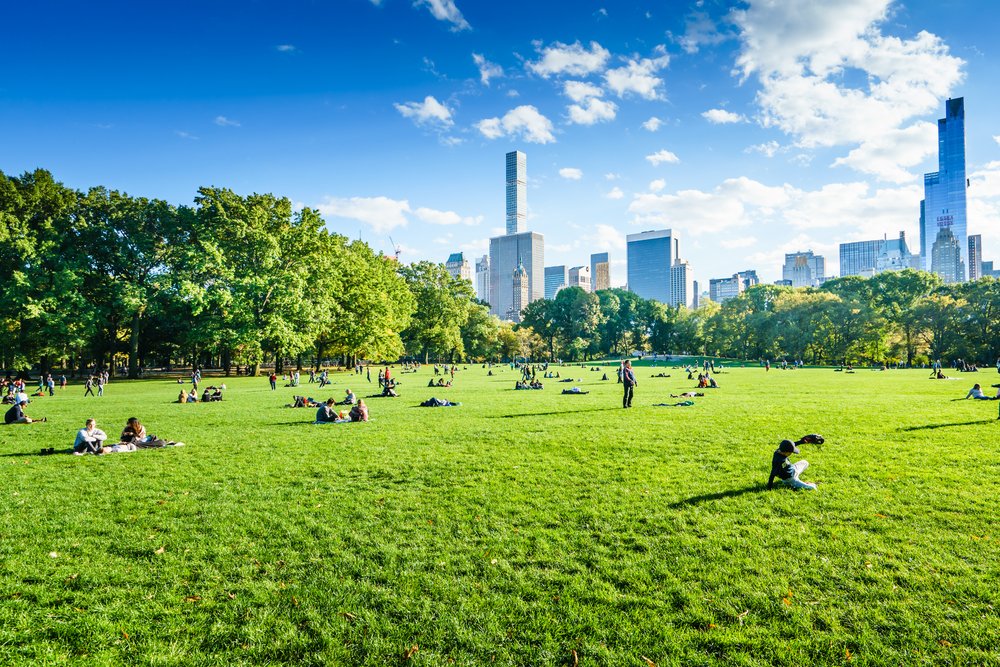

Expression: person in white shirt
xmin=73 ymin=418 xmax=107 ymax=455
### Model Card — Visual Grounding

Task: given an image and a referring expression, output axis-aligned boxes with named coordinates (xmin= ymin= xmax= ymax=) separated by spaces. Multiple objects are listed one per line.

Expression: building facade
xmin=445 ymin=252 xmax=473 ymax=283
xmin=626 ymin=229 xmax=677 ymax=304
xmin=511 ymin=262 xmax=529 ymax=322
xmin=874 ymin=232 xmax=917 ymax=274
xmin=568 ymin=265 xmax=591 ymax=292
xmin=475 ymin=255 xmax=490 ymax=303
xmin=839 ymin=240 xmax=882 ymax=277
xmin=544 ymin=265 xmax=567 ymax=300
xmin=669 ymin=261 xmax=695 ymax=308
xmin=505 ymin=150 xmax=527 ymax=235
xmin=968 ymin=234 xmax=982 ymax=281
xmin=921 ymin=97 xmax=968 ymax=281
xmin=709 ymin=274 xmax=744 ymax=303
xmin=782 ymin=251 xmax=826 ymax=287
xmin=738 ymin=270 xmax=759 ymax=290
xmin=590 ymin=252 xmax=610 ymax=291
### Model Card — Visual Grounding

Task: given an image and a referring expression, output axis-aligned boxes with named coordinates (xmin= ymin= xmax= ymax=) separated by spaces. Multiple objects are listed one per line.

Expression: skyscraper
xmin=874 ymin=232 xmax=916 ymax=274
xmin=490 ymin=150 xmax=544 ymax=319
xmin=709 ymin=274 xmax=744 ymax=303
xmin=590 ymin=252 xmax=610 ymax=291
xmin=968 ymin=234 xmax=982 ymax=281
xmin=839 ymin=240 xmax=882 ymax=277
xmin=626 ymin=230 xmax=677 ymax=304
xmin=568 ymin=266 xmax=591 ymax=292
xmin=511 ymin=261 xmax=529 ymax=322
xmin=544 ymin=265 xmax=567 ymax=299
xmin=670 ymin=261 xmax=695 ymax=308
xmin=505 ymin=150 xmax=526 ymax=235
xmin=782 ymin=251 xmax=825 ymax=287
xmin=475 ymin=255 xmax=490 ymax=303
xmin=738 ymin=270 xmax=759 ymax=289
xmin=445 ymin=252 xmax=473 ymax=283
xmin=921 ymin=97 xmax=968 ymax=281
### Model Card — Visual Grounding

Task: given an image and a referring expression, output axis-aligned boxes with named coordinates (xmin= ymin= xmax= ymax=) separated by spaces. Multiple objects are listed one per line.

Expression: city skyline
xmin=2 ymin=1 xmax=1000 ymax=284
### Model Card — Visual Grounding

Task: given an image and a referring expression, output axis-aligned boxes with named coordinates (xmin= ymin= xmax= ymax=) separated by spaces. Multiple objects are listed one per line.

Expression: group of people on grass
xmin=177 ymin=385 xmax=225 ymax=403
xmin=70 ymin=417 xmax=183 ymax=455
xmin=315 ymin=398 xmax=369 ymax=423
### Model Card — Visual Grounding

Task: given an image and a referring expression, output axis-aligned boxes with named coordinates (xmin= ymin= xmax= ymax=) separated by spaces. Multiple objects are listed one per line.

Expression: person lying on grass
xmin=420 ymin=397 xmax=460 ymax=407
xmin=768 ymin=439 xmax=817 ymax=491
xmin=561 ymin=387 xmax=589 ymax=395
xmin=120 ymin=417 xmax=183 ymax=448
xmin=5 ymin=399 xmax=46 ymax=424
xmin=287 ymin=395 xmax=320 ymax=408
xmin=671 ymin=391 xmax=704 ymax=398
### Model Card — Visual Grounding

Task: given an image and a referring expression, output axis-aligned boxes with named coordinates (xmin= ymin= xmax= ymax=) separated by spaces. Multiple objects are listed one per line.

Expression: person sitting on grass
xmin=349 ymin=400 xmax=369 ymax=422
xmin=768 ymin=439 xmax=817 ymax=491
xmin=201 ymin=387 xmax=212 ymax=403
xmin=339 ymin=389 xmax=357 ymax=405
xmin=561 ymin=387 xmax=589 ymax=394
xmin=187 ymin=388 xmax=198 ymax=403
xmin=316 ymin=398 xmax=337 ymax=423
xmin=382 ymin=380 xmax=399 ymax=398
xmin=73 ymin=418 xmax=107 ymax=454
xmin=177 ymin=390 xmax=188 ymax=403
xmin=120 ymin=417 xmax=182 ymax=448
xmin=964 ymin=383 xmax=996 ymax=400
xmin=5 ymin=399 xmax=46 ymax=424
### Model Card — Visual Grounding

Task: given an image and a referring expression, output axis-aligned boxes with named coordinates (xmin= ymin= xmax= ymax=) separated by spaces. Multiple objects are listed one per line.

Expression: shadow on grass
xmin=900 ymin=419 xmax=997 ymax=431
xmin=496 ymin=407 xmax=623 ymax=419
xmin=668 ymin=485 xmax=768 ymax=508
xmin=0 ymin=450 xmax=71 ymax=458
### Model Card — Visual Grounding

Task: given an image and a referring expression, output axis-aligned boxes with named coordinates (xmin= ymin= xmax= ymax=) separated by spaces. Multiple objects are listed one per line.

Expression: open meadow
xmin=1 ymin=362 xmax=999 ymax=666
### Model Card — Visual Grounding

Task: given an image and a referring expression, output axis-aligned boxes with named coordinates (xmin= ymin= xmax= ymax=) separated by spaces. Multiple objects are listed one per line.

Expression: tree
xmin=519 ymin=298 xmax=559 ymax=360
xmin=871 ymin=270 xmax=941 ymax=365
xmin=551 ymin=287 xmax=604 ymax=360
xmin=400 ymin=261 xmax=477 ymax=362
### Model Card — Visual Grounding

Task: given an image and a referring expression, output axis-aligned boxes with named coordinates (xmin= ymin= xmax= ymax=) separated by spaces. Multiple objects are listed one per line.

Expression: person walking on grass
xmin=84 ymin=376 xmax=95 ymax=397
xmin=269 ymin=372 xmax=277 ymax=391
xmin=621 ymin=359 xmax=637 ymax=409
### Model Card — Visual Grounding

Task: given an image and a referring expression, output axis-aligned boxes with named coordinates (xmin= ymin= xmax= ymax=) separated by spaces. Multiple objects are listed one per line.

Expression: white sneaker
xmin=172 ymin=442 xmax=185 ymax=447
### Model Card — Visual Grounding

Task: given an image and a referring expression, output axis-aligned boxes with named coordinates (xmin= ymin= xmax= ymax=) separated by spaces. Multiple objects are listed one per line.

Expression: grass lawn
xmin=1 ymin=362 xmax=999 ymax=666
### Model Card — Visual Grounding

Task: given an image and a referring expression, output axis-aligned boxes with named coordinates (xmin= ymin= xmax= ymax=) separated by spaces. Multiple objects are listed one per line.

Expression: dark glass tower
xmin=921 ymin=98 xmax=967 ymax=281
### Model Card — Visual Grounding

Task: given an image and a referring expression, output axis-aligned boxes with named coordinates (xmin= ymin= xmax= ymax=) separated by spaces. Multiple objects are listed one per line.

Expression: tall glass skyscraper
xmin=626 ymin=230 xmax=677 ymax=305
xmin=590 ymin=252 xmax=610 ymax=291
xmin=544 ymin=265 xmax=567 ymax=300
xmin=921 ymin=98 xmax=968 ymax=281
xmin=839 ymin=240 xmax=882 ymax=277
xmin=505 ymin=150 xmax=527 ymax=235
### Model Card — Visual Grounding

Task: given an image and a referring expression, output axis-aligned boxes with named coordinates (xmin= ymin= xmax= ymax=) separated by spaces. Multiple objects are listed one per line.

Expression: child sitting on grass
xmin=768 ymin=439 xmax=817 ymax=491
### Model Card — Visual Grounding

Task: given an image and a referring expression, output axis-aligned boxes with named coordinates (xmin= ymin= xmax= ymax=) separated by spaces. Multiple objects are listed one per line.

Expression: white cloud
xmin=174 ymin=130 xmax=198 ymax=140
xmin=747 ymin=140 xmax=781 ymax=158
xmin=642 ymin=117 xmax=663 ymax=132
xmin=606 ymin=187 xmax=624 ymax=199
xmin=559 ymin=168 xmax=583 ymax=180
xmin=649 ymin=179 xmax=666 ymax=192
xmin=214 ymin=115 xmax=240 ymax=127
xmin=563 ymin=81 xmax=604 ymax=102
xmin=568 ymin=97 xmax=617 ymax=125
xmin=720 ymin=236 xmax=758 ymax=249
xmin=605 ymin=173 xmax=620 ymax=181
xmin=993 ymin=135 xmax=1000 ymax=146
xmin=414 ymin=207 xmax=482 ymax=226
xmin=317 ymin=196 xmax=410 ymax=233
xmin=276 ymin=44 xmax=297 ymax=53
xmin=646 ymin=149 xmax=680 ymax=166
xmin=528 ymin=40 xmax=610 ymax=78
xmin=394 ymin=96 xmax=453 ymax=128
xmin=475 ymin=105 xmax=556 ymax=144
xmin=473 ymin=53 xmax=503 ymax=85
xmin=415 ymin=0 xmax=470 ymax=31
xmin=831 ymin=121 xmax=937 ymax=183
xmin=702 ymin=108 xmax=746 ymax=124
xmin=587 ymin=224 xmax=626 ymax=250
xmin=604 ymin=52 xmax=670 ymax=100
xmin=732 ymin=0 xmax=964 ymax=179
xmin=676 ymin=11 xmax=727 ymax=54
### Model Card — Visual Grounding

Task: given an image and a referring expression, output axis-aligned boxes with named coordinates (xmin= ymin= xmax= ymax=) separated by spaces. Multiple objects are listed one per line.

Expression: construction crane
xmin=388 ymin=236 xmax=401 ymax=262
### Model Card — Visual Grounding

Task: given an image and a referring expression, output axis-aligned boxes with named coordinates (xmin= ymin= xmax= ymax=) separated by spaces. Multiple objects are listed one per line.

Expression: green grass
xmin=1 ymin=363 xmax=999 ymax=666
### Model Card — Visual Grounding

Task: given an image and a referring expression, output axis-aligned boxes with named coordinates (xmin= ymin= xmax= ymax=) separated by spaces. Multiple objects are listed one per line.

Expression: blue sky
xmin=4 ymin=0 xmax=1000 ymax=285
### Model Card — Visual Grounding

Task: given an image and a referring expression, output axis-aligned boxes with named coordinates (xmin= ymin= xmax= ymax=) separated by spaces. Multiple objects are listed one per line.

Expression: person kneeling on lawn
xmin=768 ymin=439 xmax=817 ymax=490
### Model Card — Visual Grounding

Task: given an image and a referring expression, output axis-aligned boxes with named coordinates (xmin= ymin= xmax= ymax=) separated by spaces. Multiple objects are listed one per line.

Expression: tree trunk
xmin=222 ymin=349 xmax=232 ymax=377
xmin=128 ymin=312 xmax=142 ymax=379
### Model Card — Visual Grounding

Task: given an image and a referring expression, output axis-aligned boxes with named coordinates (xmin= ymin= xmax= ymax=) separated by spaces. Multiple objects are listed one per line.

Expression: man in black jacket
xmin=622 ymin=360 xmax=637 ymax=408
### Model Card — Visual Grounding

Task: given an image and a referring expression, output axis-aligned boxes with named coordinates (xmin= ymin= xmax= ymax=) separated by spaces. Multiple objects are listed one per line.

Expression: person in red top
xmin=383 ymin=367 xmax=391 ymax=384
xmin=269 ymin=372 xmax=277 ymax=391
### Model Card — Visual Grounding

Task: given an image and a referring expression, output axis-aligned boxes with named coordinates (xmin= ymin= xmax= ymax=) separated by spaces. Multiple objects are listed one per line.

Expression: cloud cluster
xmin=415 ymin=0 xmax=469 ymax=31
xmin=732 ymin=0 xmax=965 ymax=182
xmin=604 ymin=51 xmax=670 ymax=100
xmin=642 ymin=117 xmax=663 ymax=132
xmin=475 ymin=105 xmax=556 ymax=144
xmin=394 ymin=96 xmax=453 ymax=128
xmin=646 ymin=150 xmax=680 ymax=166
xmin=563 ymin=81 xmax=617 ymax=125
xmin=473 ymin=53 xmax=502 ymax=85
xmin=702 ymin=108 xmax=745 ymax=124
xmin=559 ymin=168 xmax=583 ymax=180
xmin=527 ymin=40 xmax=610 ymax=78
xmin=316 ymin=196 xmax=481 ymax=233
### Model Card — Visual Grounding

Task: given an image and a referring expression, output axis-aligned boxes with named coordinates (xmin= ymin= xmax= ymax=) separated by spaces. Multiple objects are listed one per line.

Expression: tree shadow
xmin=900 ymin=419 xmax=997 ymax=431
xmin=496 ymin=407 xmax=623 ymax=419
xmin=0 ymin=450 xmax=72 ymax=458
xmin=667 ymin=485 xmax=768 ymax=508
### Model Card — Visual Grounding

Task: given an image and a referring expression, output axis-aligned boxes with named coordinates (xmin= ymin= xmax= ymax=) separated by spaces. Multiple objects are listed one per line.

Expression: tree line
xmin=520 ymin=270 xmax=999 ymax=366
xmin=3 ymin=169 xmax=997 ymax=376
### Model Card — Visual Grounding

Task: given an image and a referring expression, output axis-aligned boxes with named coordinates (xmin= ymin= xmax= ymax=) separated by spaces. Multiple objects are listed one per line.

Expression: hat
xmin=779 ymin=439 xmax=799 ymax=454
